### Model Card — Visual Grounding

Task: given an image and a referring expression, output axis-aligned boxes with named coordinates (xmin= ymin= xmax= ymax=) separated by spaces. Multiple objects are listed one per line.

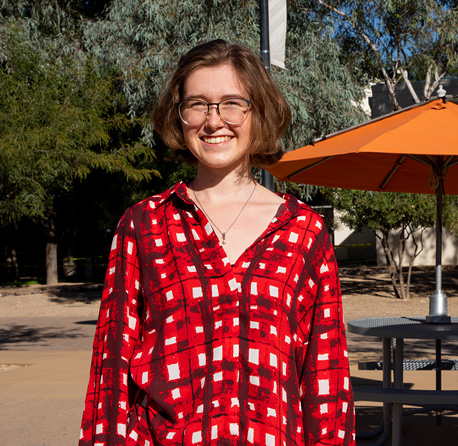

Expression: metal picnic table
xmin=348 ymin=317 xmax=458 ymax=446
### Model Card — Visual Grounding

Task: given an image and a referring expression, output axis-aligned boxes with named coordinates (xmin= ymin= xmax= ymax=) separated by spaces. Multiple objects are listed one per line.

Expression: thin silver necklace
xmin=191 ymin=180 xmax=257 ymax=244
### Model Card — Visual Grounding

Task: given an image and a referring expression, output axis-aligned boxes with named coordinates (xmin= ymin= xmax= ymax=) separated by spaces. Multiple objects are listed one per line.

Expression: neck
xmin=192 ymin=163 xmax=256 ymax=201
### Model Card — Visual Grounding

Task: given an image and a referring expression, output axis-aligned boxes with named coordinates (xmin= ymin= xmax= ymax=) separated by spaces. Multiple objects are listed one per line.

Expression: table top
xmin=347 ymin=317 xmax=458 ymax=340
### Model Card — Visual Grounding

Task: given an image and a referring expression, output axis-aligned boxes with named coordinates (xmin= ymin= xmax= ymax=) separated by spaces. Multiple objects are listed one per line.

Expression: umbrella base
xmin=427 ymin=289 xmax=450 ymax=324
xmin=426 ymin=315 xmax=452 ymax=324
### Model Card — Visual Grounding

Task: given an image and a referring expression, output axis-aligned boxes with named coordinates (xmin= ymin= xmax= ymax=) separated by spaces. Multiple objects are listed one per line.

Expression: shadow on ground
xmin=355 ymin=405 xmax=458 ymax=445
xmin=339 ymin=266 xmax=458 ymax=299
xmin=48 ymin=285 xmax=103 ymax=305
xmin=0 ymin=324 xmax=81 ymax=349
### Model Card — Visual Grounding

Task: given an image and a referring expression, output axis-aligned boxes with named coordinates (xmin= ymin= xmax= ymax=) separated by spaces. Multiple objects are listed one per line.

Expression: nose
xmin=205 ymin=105 xmax=224 ymax=128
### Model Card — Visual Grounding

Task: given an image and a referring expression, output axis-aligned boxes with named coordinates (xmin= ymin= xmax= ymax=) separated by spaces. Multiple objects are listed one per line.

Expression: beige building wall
xmin=376 ymin=227 xmax=458 ymax=266
xmin=333 ymin=210 xmax=376 ymax=263
xmin=333 ymin=209 xmax=458 ymax=267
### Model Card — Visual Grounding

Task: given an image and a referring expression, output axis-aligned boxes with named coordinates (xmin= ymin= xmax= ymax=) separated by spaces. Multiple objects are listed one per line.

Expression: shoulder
xmin=127 ymin=182 xmax=188 ymax=215
xmin=137 ymin=182 xmax=186 ymax=209
xmin=280 ymin=193 xmax=327 ymax=234
xmin=117 ymin=182 xmax=189 ymax=229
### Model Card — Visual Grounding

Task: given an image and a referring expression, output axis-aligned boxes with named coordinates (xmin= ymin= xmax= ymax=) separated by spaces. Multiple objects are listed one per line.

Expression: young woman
xmin=79 ymin=39 xmax=355 ymax=446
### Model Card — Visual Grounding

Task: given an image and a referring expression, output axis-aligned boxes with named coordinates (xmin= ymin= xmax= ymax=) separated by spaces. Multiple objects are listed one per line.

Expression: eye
xmin=221 ymin=99 xmax=245 ymax=109
xmin=185 ymin=100 xmax=208 ymax=111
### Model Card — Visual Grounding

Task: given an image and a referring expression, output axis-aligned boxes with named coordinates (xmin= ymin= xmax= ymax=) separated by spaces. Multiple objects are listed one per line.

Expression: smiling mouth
xmin=201 ymin=136 xmax=232 ymax=144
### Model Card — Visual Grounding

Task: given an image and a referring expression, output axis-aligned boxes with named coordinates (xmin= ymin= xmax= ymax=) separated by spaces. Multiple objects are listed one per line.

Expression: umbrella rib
xmin=444 ymin=156 xmax=458 ymax=169
xmin=407 ymin=154 xmax=434 ymax=167
xmin=406 ymin=155 xmax=458 ymax=169
xmin=379 ymin=155 xmax=406 ymax=190
xmin=286 ymin=156 xmax=334 ymax=180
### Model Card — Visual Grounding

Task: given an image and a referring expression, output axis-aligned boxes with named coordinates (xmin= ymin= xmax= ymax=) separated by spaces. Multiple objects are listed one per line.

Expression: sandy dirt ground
xmin=2 ymin=266 xmax=458 ymax=320
xmin=1 ymin=266 xmax=458 ymax=357
xmin=1 ymin=266 xmax=458 ymax=445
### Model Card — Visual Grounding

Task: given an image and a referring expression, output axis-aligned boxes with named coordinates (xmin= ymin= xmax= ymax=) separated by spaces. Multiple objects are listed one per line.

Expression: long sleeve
xmin=79 ymin=208 xmax=142 ymax=445
xmin=79 ymin=184 xmax=355 ymax=445
xmin=299 ymin=229 xmax=355 ymax=445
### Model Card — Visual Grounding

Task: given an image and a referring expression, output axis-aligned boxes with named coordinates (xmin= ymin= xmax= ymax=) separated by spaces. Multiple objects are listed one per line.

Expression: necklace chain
xmin=191 ymin=181 xmax=257 ymax=244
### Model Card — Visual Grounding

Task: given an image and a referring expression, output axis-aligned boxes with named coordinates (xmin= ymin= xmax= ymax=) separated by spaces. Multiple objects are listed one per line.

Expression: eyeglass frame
xmin=176 ymin=98 xmax=253 ymax=126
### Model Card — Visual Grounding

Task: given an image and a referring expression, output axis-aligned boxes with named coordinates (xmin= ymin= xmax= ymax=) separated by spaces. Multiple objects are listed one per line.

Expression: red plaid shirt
xmin=79 ymin=181 xmax=355 ymax=446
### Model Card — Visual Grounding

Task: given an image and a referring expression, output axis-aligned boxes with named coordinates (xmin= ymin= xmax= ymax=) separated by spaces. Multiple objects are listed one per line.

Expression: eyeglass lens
xmin=179 ymin=99 xmax=250 ymax=125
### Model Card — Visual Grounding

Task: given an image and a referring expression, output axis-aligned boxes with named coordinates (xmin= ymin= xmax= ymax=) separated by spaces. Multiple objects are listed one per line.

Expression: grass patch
xmin=1 ymin=279 xmax=43 ymax=287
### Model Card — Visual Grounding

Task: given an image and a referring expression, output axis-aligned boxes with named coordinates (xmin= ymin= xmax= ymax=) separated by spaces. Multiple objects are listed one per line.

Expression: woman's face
xmin=181 ymin=64 xmax=253 ymax=173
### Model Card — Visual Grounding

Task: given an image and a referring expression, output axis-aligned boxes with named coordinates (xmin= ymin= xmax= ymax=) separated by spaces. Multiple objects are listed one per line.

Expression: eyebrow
xmin=182 ymin=94 xmax=248 ymax=101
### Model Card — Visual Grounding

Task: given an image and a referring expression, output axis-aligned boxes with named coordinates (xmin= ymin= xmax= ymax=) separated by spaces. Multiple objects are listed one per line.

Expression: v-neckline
xmin=227 ymin=200 xmax=290 ymax=268
xmin=177 ymin=181 xmax=296 ymax=269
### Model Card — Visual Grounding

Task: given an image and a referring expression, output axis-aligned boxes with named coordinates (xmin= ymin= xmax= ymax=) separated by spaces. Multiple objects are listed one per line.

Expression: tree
xmin=305 ymin=0 xmax=458 ymax=109
xmin=323 ymin=188 xmax=458 ymax=299
xmin=1 ymin=1 xmax=369 ymax=284
xmin=298 ymin=1 xmax=458 ymax=298
xmin=0 ymin=22 xmax=156 ymax=284
xmin=82 ymin=0 xmax=367 ymax=151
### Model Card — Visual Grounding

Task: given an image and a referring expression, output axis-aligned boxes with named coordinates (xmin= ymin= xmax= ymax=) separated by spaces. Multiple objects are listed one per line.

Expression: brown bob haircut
xmin=152 ymin=39 xmax=291 ymax=167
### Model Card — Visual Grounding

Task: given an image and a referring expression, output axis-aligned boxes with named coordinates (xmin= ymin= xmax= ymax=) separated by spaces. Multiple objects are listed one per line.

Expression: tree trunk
xmin=397 ymin=232 xmax=408 ymax=299
xmin=63 ymin=223 xmax=77 ymax=278
xmin=44 ymin=215 xmax=58 ymax=285
xmin=5 ymin=224 xmax=20 ymax=281
xmin=46 ymin=242 xmax=58 ymax=285
xmin=6 ymin=247 xmax=19 ymax=281
xmin=397 ymin=266 xmax=407 ymax=299
xmin=406 ymin=261 xmax=414 ymax=299
xmin=400 ymin=69 xmax=420 ymax=104
xmin=379 ymin=231 xmax=402 ymax=299
xmin=407 ymin=227 xmax=426 ymax=298
xmin=423 ymin=65 xmax=445 ymax=100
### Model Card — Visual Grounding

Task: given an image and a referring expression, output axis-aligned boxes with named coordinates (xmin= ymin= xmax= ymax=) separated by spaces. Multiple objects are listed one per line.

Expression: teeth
xmin=202 ymin=136 xmax=232 ymax=144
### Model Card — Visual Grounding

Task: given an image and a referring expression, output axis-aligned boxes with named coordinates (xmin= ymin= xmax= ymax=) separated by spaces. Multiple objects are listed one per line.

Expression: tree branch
xmin=315 ymin=0 xmax=401 ymax=109
xmin=423 ymin=64 xmax=446 ymax=99
xmin=400 ymin=68 xmax=421 ymax=103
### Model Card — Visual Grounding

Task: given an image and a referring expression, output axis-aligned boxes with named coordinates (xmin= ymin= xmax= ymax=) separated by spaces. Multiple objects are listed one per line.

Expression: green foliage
xmin=0 ymin=23 xmax=157 ymax=226
xmin=305 ymin=0 xmax=458 ymax=104
xmin=323 ymin=188 xmax=458 ymax=298
xmin=276 ymin=3 xmax=368 ymax=148
xmin=323 ymin=188 xmax=458 ymax=251
xmin=322 ymin=189 xmax=437 ymax=233
xmin=82 ymin=0 xmax=367 ymax=151
xmin=0 ymin=0 xmax=109 ymax=36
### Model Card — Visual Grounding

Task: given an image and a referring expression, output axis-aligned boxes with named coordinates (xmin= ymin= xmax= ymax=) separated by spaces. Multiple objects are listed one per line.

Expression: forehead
xmin=183 ymin=64 xmax=249 ymax=100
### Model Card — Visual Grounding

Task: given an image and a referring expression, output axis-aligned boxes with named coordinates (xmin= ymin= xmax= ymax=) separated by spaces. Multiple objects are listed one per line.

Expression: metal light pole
xmin=259 ymin=0 xmax=271 ymax=71
xmin=259 ymin=0 xmax=275 ymax=192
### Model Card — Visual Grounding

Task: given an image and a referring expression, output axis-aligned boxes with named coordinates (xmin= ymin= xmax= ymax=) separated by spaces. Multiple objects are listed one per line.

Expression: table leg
xmin=392 ymin=337 xmax=404 ymax=446
xmin=381 ymin=337 xmax=392 ymax=443
xmin=356 ymin=338 xmax=393 ymax=445
xmin=436 ymin=339 xmax=442 ymax=426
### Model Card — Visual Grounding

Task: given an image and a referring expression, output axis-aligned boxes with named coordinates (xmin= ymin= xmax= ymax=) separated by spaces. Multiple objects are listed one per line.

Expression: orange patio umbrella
xmin=268 ymin=99 xmax=458 ymax=323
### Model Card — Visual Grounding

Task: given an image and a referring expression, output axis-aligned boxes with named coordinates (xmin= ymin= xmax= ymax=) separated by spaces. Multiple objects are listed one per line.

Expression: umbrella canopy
xmin=268 ymin=99 xmax=458 ymax=323
xmin=269 ymin=99 xmax=458 ymax=194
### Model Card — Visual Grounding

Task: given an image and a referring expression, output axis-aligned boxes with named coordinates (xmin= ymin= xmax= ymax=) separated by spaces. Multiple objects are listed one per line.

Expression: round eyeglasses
xmin=177 ymin=98 xmax=252 ymax=126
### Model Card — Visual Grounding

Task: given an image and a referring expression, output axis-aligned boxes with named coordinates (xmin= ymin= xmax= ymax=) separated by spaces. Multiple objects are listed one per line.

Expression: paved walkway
xmin=0 ymin=312 xmax=96 ymax=446
xmin=1 ymin=288 xmax=457 ymax=445
xmin=1 ymin=350 xmax=91 ymax=445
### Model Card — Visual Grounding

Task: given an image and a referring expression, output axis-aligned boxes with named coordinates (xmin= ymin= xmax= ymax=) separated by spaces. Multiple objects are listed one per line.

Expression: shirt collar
xmin=151 ymin=181 xmax=304 ymax=222
xmin=147 ymin=181 xmax=193 ymax=209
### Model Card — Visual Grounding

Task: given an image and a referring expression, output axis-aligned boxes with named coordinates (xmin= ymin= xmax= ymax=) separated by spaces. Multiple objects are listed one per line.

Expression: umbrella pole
xmin=259 ymin=0 xmax=275 ymax=192
xmin=426 ymin=175 xmax=451 ymax=323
